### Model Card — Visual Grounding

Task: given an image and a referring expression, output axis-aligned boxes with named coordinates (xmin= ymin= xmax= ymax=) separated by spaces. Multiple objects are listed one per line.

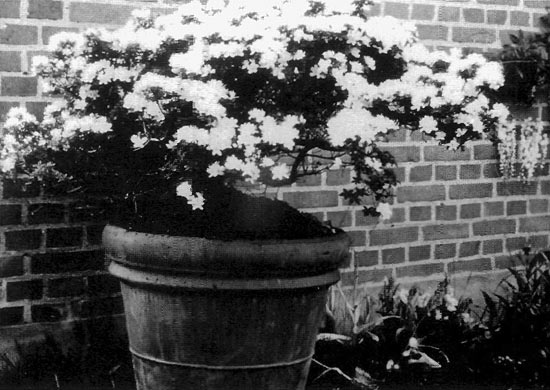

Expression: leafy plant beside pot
xmin=0 ymin=0 xmax=547 ymax=389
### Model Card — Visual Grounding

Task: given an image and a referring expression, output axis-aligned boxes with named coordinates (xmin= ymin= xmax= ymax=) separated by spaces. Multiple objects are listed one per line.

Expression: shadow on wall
xmin=0 ymin=314 xmax=133 ymax=388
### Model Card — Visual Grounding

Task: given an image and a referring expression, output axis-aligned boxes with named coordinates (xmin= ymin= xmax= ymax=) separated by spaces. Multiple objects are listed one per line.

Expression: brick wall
xmin=0 ymin=0 xmax=549 ymax=336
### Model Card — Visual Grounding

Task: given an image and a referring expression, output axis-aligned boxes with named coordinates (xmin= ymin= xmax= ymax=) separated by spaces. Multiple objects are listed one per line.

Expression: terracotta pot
xmin=104 ymin=224 xmax=350 ymax=390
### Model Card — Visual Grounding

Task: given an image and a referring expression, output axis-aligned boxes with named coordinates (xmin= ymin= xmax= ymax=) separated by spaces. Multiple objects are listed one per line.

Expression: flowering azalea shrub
xmin=0 ymin=0 xmax=544 ymax=237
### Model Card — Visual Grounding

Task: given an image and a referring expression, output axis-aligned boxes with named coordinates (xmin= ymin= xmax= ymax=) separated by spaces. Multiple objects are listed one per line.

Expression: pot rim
xmin=103 ymin=224 xmax=350 ymax=279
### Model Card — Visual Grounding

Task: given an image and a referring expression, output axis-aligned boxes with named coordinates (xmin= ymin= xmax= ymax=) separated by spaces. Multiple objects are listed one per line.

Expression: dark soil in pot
xmin=110 ymin=184 xmax=338 ymax=240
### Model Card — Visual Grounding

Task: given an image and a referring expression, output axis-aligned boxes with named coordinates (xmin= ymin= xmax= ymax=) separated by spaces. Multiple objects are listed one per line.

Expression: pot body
xmin=104 ymin=225 xmax=350 ymax=390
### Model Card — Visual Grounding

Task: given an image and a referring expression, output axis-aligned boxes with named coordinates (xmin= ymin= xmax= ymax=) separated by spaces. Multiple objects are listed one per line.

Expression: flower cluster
xmin=0 ymin=0 xmax=539 ymax=220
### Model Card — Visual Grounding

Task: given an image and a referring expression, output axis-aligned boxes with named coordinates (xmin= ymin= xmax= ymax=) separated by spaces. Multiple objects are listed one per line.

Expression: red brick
xmin=365 ymin=2 xmax=381 ymax=16
xmin=519 ymin=216 xmax=550 ymax=232
xmin=409 ymin=165 xmax=432 ymax=182
xmin=484 ymin=201 xmax=504 ymax=217
xmin=459 ymin=164 xmax=481 ymax=179
xmin=5 ymin=229 xmax=42 ymax=250
xmin=0 ymin=256 xmax=24 ymax=277
xmin=385 ymin=128 xmax=407 ymax=142
xmin=326 ymin=211 xmax=352 ymax=228
xmin=483 ymin=163 xmax=500 ymax=178
xmin=495 ymin=255 xmax=519 ymax=269
xmin=0 ymin=0 xmax=20 ymax=18
xmin=42 ymin=26 xmax=79 ymax=45
xmin=384 ymin=207 xmax=406 ymax=224
xmin=6 ymin=279 xmax=43 ymax=301
xmin=0 ymin=307 xmax=24 ymax=326
xmin=497 ymin=181 xmax=538 ymax=196
xmin=78 ymin=296 xmax=124 ymax=318
xmin=32 ymin=304 xmax=67 ymax=322
xmin=0 ymin=204 xmax=22 ymax=225
xmin=0 ymin=51 xmax=21 ymax=72
xmin=529 ymin=235 xmax=549 ymax=249
xmin=27 ymin=203 xmax=65 ymax=224
xmin=448 ymin=258 xmax=492 ymax=273
xmin=453 ymin=27 xmax=496 ymax=44
xmin=529 ymin=199 xmax=548 ymax=214
xmin=28 ymin=0 xmax=62 ymax=20
xmin=87 ymin=273 xmax=121 ymax=296
xmin=31 ymin=250 xmax=104 ymax=274
xmin=46 ymin=227 xmax=82 ymax=248
xmin=86 ymin=224 xmax=105 ymax=246
xmin=435 ymin=165 xmax=457 ymax=181
xmin=474 ymin=144 xmax=497 ymax=160
xmin=409 ymin=245 xmax=431 ymax=262
xmin=449 ymin=183 xmax=493 ymax=199
xmin=384 ymin=2 xmax=409 ymax=19
xmin=423 ymin=223 xmax=469 ymax=241
xmin=412 ymin=4 xmax=435 ymax=20
xmin=296 ymin=173 xmax=322 ymax=187
xmin=460 ymin=203 xmax=481 ymax=219
xmin=424 ymin=145 xmax=471 ymax=161
xmin=506 ymin=236 xmax=528 ymax=252
xmin=392 ymin=167 xmax=406 ymax=182
xmin=47 ymin=277 xmax=85 ymax=298
xmin=510 ymin=11 xmax=530 ymax=26
xmin=483 ymin=239 xmax=503 ymax=254
xmin=396 ymin=262 xmax=444 ymax=278
xmin=69 ymin=2 xmax=134 ymax=24
xmin=1 ymin=76 xmax=37 ymax=96
xmin=380 ymin=146 xmax=420 ymax=162
xmin=416 ymin=25 xmax=449 ymax=41
xmin=350 ymin=211 xmax=380 ymax=230
xmin=397 ymin=185 xmax=445 ymax=202
xmin=369 ymin=226 xmax=419 ymax=246
xmin=436 ymin=204 xmax=457 ymax=221
xmin=382 ymin=247 xmax=405 ymax=265
xmin=0 ymin=102 xmax=20 ymax=120
xmin=283 ymin=190 xmax=339 ymax=208
xmin=439 ymin=6 xmax=460 ymax=21
xmin=355 ymin=250 xmax=379 ymax=267
xmin=347 ymin=230 xmax=366 ymax=247
xmin=435 ymin=243 xmax=456 ymax=259
xmin=2 ymin=178 xmax=40 ymax=199
xmin=487 ymin=10 xmax=507 ymax=25
xmin=525 ymin=1 xmax=550 ymax=8
xmin=473 ymin=219 xmax=516 ymax=236
xmin=25 ymin=101 xmax=48 ymax=121
xmin=326 ymin=169 xmax=350 ymax=186
xmin=506 ymin=200 xmax=527 ymax=216
xmin=463 ymin=8 xmax=485 ymax=23
xmin=0 ymin=25 xmax=38 ymax=45
xmin=459 ymin=241 xmax=480 ymax=258
xmin=477 ymin=0 xmax=518 ymax=5
xmin=410 ymin=206 xmax=431 ymax=221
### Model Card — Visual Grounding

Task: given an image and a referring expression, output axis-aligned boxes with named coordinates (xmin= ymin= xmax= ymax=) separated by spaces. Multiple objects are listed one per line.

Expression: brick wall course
xmin=0 ymin=0 xmax=549 ymax=331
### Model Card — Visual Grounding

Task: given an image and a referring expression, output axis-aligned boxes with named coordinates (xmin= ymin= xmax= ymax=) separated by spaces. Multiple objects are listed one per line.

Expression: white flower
xmin=376 ymin=202 xmax=392 ymax=220
xmin=207 ymin=162 xmax=225 ymax=177
xmin=188 ymin=192 xmax=205 ymax=210
xmin=395 ymin=288 xmax=408 ymax=304
xmin=176 ymin=182 xmax=205 ymax=210
xmin=418 ymin=116 xmax=438 ymax=134
xmin=0 ymin=156 xmax=16 ymax=172
xmin=271 ymin=164 xmax=290 ymax=180
xmin=444 ymin=293 xmax=458 ymax=312
xmin=130 ymin=134 xmax=148 ymax=149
